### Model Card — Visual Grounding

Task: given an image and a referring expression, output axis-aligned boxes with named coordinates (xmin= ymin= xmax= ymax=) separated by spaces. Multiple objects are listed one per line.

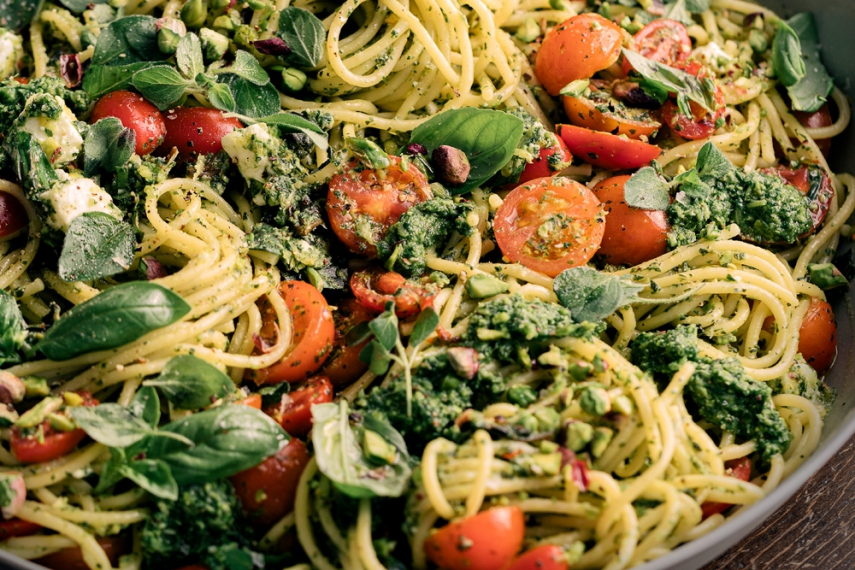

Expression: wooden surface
xmin=701 ymin=433 xmax=855 ymax=570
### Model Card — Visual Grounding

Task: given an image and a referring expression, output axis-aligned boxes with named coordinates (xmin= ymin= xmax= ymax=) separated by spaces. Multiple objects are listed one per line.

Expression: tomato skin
xmin=90 ymin=90 xmax=166 ymax=156
xmin=237 ymin=393 xmax=263 ymax=409
xmin=158 ymin=107 xmax=243 ymax=161
xmin=11 ymin=392 xmax=98 ymax=464
xmin=794 ymin=104 xmax=832 ymax=156
xmin=701 ymin=457 xmax=752 ymax=519
xmin=494 ymin=176 xmax=605 ymax=277
xmin=517 ymin=138 xmax=573 ymax=185
xmin=535 ymin=14 xmax=624 ymax=96
xmin=350 ymin=268 xmax=438 ymax=318
xmin=34 ymin=535 xmax=131 ymax=570
xmin=230 ymin=438 xmax=310 ymax=530
xmin=505 ymin=545 xmax=569 ymax=570
xmin=593 ymin=175 xmax=669 ymax=266
xmin=0 ymin=518 xmax=41 ymax=539
xmin=0 ymin=190 xmax=28 ymax=239
xmin=247 ymin=281 xmax=335 ymax=386
xmin=327 ymin=157 xmax=431 ymax=257
xmin=623 ymin=19 xmax=691 ymax=75
xmin=263 ymin=375 xmax=334 ymax=437
xmin=563 ymin=90 xmax=661 ymax=140
xmin=557 ymin=124 xmax=662 ymax=171
xmin=321 ymin=298 xmax=377 ymax=389
xmin=798 ymin=297 xmax=837 ymax=375
xmin=424 ymin=506 xmax=525 ymax=570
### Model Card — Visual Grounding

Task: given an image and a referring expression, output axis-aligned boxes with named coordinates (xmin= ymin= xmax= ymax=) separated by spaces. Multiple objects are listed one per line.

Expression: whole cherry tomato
xmin=0 ymin=191 xmax=28 ymax=239
xmin=424 ymin=506 xmax=525 ymax=570
xmin=321 ymin=298 xmax=377 ymax=389
xmin=798 ymin=297 xmax=837 ymax=375
xmin=505 ymin=544 xmax=569 ymax=570
xmin=263 ymin=375 xmax=334 ymax=437
xmin=11 ymin=392 xmax=98 ymax=464
xmin=158 ymin=107 xmax=243 ymax=161
xmin=557 ymin=124 xmax=662 ymax=170
xmin=350 ymin=268 xmax=439 ymax=318
xmin=517 ymin=138 xmax=573 ymax=185
xmin=90 ymin=90 xmax=166 ymax=156
xmin=701 ymin=457 xmax=752 ymax=519
xmin=661 ymin=61 xmax=727 ymax=141
xmin=794 ymin=103 xmax=833 ymax=156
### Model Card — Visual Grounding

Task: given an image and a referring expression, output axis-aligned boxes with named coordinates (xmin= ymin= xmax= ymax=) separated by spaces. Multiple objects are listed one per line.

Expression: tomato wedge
xmin=424 ymin=506 xmax=525 ymax=570
xmin=517 ymin=138 xmax=573 ymax=185
xmin=798 ymin=297 xmax=837 ymax=375
xmin=11 ymin=392 xmax=98 ymax=464
xmin=350 ymin=268 xmax=439 ymax=318
xmin=494 ymin=176 xmax=605 ymax=277
xmin=701 ymin=457 xmax=752 ymax=519
xmin=563 ymin=82 xmax=661 ymax=140
xmin=321 ymin=298 xmax=376 ymax=389
xmin=505 ymin=545 xmax=569 ymax=570
xmin=246 ymin=281 xmax=335 ymax=385
xmin=263 ymin=375 xmax=334 ymax=437
xmin=624 ymin=19 xmax=692 ymax=75
xmin=557 ymin=124 xmax=662 ymax=171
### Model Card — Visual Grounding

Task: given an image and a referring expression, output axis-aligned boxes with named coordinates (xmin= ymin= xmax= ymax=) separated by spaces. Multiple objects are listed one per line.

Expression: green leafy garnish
xmin=772 ymin=20 xmax=807 ymax=88
xmin=143 ymin=355 xmax=236 ymax=410
xmin=623 ymin=49 xmax=718 ymax=116
xmin=58 ymin=213 xmax=135 ymax=282
xmin=785 ymin=13 xmax=835 ymax=112
xmin=84 ymin=117 xmax=135 ymax=175
xmin=553 ymin=267 xmax=645 ymax=323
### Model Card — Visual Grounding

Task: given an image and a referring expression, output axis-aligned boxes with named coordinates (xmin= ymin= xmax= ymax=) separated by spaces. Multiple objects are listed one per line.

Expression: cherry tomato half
xmin=90 ymin=90 xmax=166 ymax=156
xmin=701 ymin=457 xmax=752 ymax=519
xmin=321 ymin=298 xmax=377 ymax=389
xmin=763 ymin=165 xmax=834 ymax=238
xmin=798 ymin=297 xmax=837 ymax=375
xmin=505 ymin=544 xmax=569 ymax=570
xmin=230 ymin=438 xmax=310 ymax=530
xmin=593 ymin=175 xmax=669 ymax=266
xmin=424 ymin=506 xmax=525 ymax=570
xmin=327 ymin=156 xmax=431 ymax=257
xmin=0 ymin=190 xmax=28 ymax=239
xmin=11 ymin=392 xmax=98 ymax=465
xmin=557 ymin=124 xmax=662 ymax=170
xmin=263 ymin=375 xmax=334 ymax=437
xmin=247 ymin=281 xmax=335 ymax=385
xmin=623 ymin=19 xmax=692 ymax=75
xmin=517 ymin=138 xmax=573 ymax=185
xmin=158 ymin=107 xmax=243 ymax=161
xmin=350 ymin=268 xmax=439 ymax=318
xmin=661 ymin=61 xmax=727 ymax=141
xmin=0 ymin=518 xmax=41 ymax=539
xmin=794 ymin=103 xmax=832 ymax=156
xmin=494 ymin=177 xmax=605 ymax=277
xmin=563 ymin=82 xmax=662 ymax=140
xmin=35 ymin=534 xmax=131 ymax=570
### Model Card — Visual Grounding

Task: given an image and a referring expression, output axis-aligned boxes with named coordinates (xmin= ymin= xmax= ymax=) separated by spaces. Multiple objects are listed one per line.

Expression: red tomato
xmin=535 ymin=14 xmax=624 ymax=96
xmin=326 ymin=157 xmax=431 ymax=257
xmin=11 ymin=392 xmax=98 ymax=464
xmin=623 ymin=19 xmax=692 ymax=75
xmin=701 ymin=457 xmax=752 ymax=519
xmin=158 ymin=107 xmax=243 ymax=161
xmin=321 ymin=298 xmax=377 ymax=389
xmin=557 ymin=124 xmax=662 ymax=170
xmin=13 ymin=77 xmax=29 ymax=85
xmin=798 ymin=297 xmax=837 ymax=375
xmin=230 ymin=438 xmax=310 ymax=530
xmin=0 ymin=518 xmax=41 ymax=539
xmin=246 ymin=281 xmax=335 ymax=385
xmin=90 ymin=90 xmax=166 ymax=156
xmin=237 ymin=393 xmax=263 ymax=409
xmin=763 ymin=165 xmax=834 ymax=238
xmin=517 ymin=138 xmax=573 ymax=185
xmin=494 ymin=177 xmax=605 ymax=277
xmin=0 ymin=191 xmax=28 ymax=238
xmin=35 ymin=535 xmax=131 ymax=570
xmin=593 ymin=175 xmax=669 ymax=266
xmin=350 ymin=268 xmax=439 ymax=318
xmin=563 ymin=85 xmax=662 ymax=140
xmin=263 ymin=375 xmax=333 ymax=437
xmin=794 ymin=103 xmax=832 ymax=156
xmin=505 ymin=545 xmax=569 ymax=570
xmin=661 ymin=62 xmax=726 ymax=141
xmin=424 ymin=506 xmax=525 ymax=570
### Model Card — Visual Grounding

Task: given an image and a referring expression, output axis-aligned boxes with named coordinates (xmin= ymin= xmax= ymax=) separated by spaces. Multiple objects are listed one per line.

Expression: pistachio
xmin=156 ymin=17 xmax=187 ymax=36
xmin=48 ymin=413 xmax=77 ymax=432
xmin=0 ymin=372 xmax=25 ymax=405
xmin=21 ymin=376 xmax=49 ymax=398
xmin=212 ymin=15 xmax=236 ymax=31
xmin=63 ymin=392 xmax=85 ymax=407
xmin=446 ymin=347 xmax=479 ymax=380
xmin=590 ymin=426 xmax=614 ymax=458
xmin=139 ymin=256 xmax=168 ymax=281
xmin=515 ymin=18 xmax=540 ymax=43
xmin=565 ymin=421 xmax=594 ymax=452
xmin=579 ymin=386 xmax=611 ymax=417
xmin=281 ymin=67 xmax=307 ymax=92
xmin=432 ymin=145 xmax=470 ymax=186
xmin=808 ymin=263 xmax=849 ymax=290
xmin=200 ymin=27 xmax=230 ymax=60
xmin=180 ymin=0 xmax=208 ymax=29
xmin=16 ymin=396 xmax=63 ymax=429
xmin=507 ymin=385 xmax=537 ymax=408
xmin=0 ymin=472 xmax=26 ymax=520
xmin=347 ymin=138 xmax=391 ymax=170
xmin=157 ymin=27 xmax=182 ymax=54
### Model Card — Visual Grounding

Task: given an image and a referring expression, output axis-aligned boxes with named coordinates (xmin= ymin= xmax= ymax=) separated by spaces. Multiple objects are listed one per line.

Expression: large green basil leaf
xmin=277 ymin=7 xmax=325 ymax=68
xmin=771 ymin=20 xmax=806 ymax=88
xmin=553 ymin=267 xmax=645 ymax=323
xmin=83 ymin=63 xmax=150 ymax=99
xmin=786 ymin=13 xmax=835 ymax=113
xmin=408 ymin=108 xmax=524 ymax=194
xmin=145 ymin=404 xmax=288 ymax=485
xmin=92 ymin=16 xmax=170 ymax=66
xmin=143 ymin=355 xmax=235 ymax=410
xmin=35 ymin=282 xmax=191 ymax=361
xmin=128 ymin=385 xmax=160 ymax=428
xmin=0 ymin=0 xmax=41 ymax=32
xmin=218 ymin=74 xmax=280 ymax=118
xmin=69 ymin=403 xmax=191 ymax=448
xmin=0 ymin=290 xmax=27 ymax=366
xmin=58 ymin=213 xmax=136 ymax=282
xmin=119 ymin=459 xmax=178 ymax=500
xmin=312 ymin=401 xmax=411 ymax=499
xmin=84 ymin=117 xmax=136 ymax=175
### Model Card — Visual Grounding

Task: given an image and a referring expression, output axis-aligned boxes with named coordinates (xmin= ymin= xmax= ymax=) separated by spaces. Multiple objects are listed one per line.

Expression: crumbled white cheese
xmin=221 ymin=123 xmax=275 ymax=183
xmin=20 ymin=95 xmax=84 ymax=167
xmin=0 ymin=31 xmax=23 ymax=80
xmin=39 ymin=173 xmax=121 ymax=232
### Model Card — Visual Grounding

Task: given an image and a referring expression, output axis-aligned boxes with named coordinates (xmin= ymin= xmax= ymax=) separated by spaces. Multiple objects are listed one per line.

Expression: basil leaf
xmin=144 ymin=355 xmax=235 ymax=409
xmin=410 ymin=307 xmax=438 ymax=347
xmin=672 ymin=168 xmax=711 ymax=199
xmin=312 ymin=401 xmax=411 ymax=498
xmin=277 ymin=7 xmax=325 ymax=67
xmin=7 ymin=131 xmax=57 ymax=195
xmin=83 ymin=63 xmax=150 ymax=99
xmin=145 ymin=404 xmax=288 ymax=485
xmin=255 ymin=112 xmax=328 ymax=150
xmin=554 ymin=267 xmax=645 ymax=323
xmin=35 ymin=282 xmax=191 ymax=361
xmin=409 ymin=108 xmax=525 ymax=194
xmin=0 ymin=0 xmax=41 ymax=32
xmin=369 ymin=311 xmax=399 ymax=352
xmin=176 ymin=33 xmax=204 ymax=80
xmin=58 ymin=0 xmax=108 ymax=12
xmin=129 ymin=385 xmax=160 ymax=428
xmin=58 ymin=213 xmax=135 ymax=282
xmin=785 ymin=13 xmax=834 ymax=113
xmin=119 ymin=459 xmax=178 ymax=500
xmin=623 ymin=49 xmax=718 ymax=114
xmin=69 ymin=403 xmax=162 ymax=448
xmin=0 ymin=290 xmax=27 ymax=366
xmin=207 ymin=83 xmax=236 ymax=113
xmin=624 ymin=167 xmax=670 ymax=210
xmin=219 ymin=75 xmax=280 ymax=118
xmin=663 ymin=0 xmax=693 ymax=26
xmin=772 ymin=20 xmax=806 ymax=88
xmin=212 ymin=50 xmax=270 ymax=85
xmin=84 ymin=117 xmax=135 ymax=175
xmin=92 ymin=15 xmax=169 ymax=66
xmin=95 ymin=448 xmax=129 ymax=494
xmin=132 ymin=65 xmax=190 ymax=110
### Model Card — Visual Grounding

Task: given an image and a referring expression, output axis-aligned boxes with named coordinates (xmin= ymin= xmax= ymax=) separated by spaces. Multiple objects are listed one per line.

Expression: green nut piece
xmin=347 ymin=137 xmax=391 ymax=170
xmin=200 ymin=27 xmax=230 ymax=60
xmin=465 ymin=273 xmax=510 ymax=299
xmin=749 ymin=29 xmax=768 ymax=53
xmin=611 ymin=394 xmax=633 ymax=415
xmin=580 ymin=386 xmax=611 ymax=417
xmin=48 ymin=413 xmax=77 ymax=432
xmin=246 ymin=0 xmax=267 ymax=9
xmin=21 ymin=376 xmax=49 ymax=398
xmin=514 ymin=18 xmax=540 ymax=43
xmin=808 ymin=263 xmax=849 ymax=290
xmin=181 ymin=0 xmax=208 ymax=29
xmin=507 ymin=385 xmax=538 ymax=408
xmin=565 ymin=421 xmax=594 ymax=452
xmin=566 ymin=541 xmax=586 ymax=565
xmin=212 ymin=15 xmax=236 ymax=31
xmin=363 ymin=429 xmax=397 ymax=466
xmin=529 ymin=452 xmax=562 ymax=476
xmin=62 ymin=392 xmax=85 ymax=407
xmin=590 ymin=426 xmax=614 ymax=458
xmin=539 ymin=440 xmax=559 ymax=454
xmin=80 ymin=29 xmax=98 ymax=50
xmin=514 ymin=412 xmax=539 ymax=434
xmin=209 ymin=0 xmax=231 ymax=8
xmin=157 ymin=27 xmax=182 ymax=54
xmin=16 ymin=396 xmax=63 ymax=429
xmin=534 ymin=407 xmax=561 ymax=432
xmin=282 ymin=67 xmax=307 ymax=92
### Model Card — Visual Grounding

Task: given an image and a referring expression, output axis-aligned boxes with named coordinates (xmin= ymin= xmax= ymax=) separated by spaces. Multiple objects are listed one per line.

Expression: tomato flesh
xmin=505 ymin=545 xmax=569 ymax=570
xmin=701 ymin=457 xmax=752 ymax=519
xmin=321 ymin=298 xmax=377 ymax=389
xmin=798 ymin=297 xmax=837 ymax=375
xmin=424 ymin=506 xmax=525 ymax=570
xmin=563 ymin=82 xmax=661 ymax=140
xmin=263 ymin=375 xmax=334 ymax=437
xmin=230 ymin=438 xmax=310 ymax=530
xmin=624 ymin=19 xmax=692 ymax=75
xmin=517 ymin=138 xmax=573 ymax=185
xmin=494 ymin=176 xmax=605 ymax=277
xmin=0 ymin=518 xmax=41 ymax=539
xmin=0 ymin=190 xmax=28 ymax=238
xmin=11 ymin=392 xmax=98 ymax=464
xmin=158 ymin=107 xmax=243 ymax=161
xmin=247 ymin=280 xmax=335 ymax=385
xmin=90 ymin=90 xmax=166 ymax=156
xmin=557 ymin=124 xmax=662 ymax=170
xmin=350 ymin=268 xmax=438 ymax=318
